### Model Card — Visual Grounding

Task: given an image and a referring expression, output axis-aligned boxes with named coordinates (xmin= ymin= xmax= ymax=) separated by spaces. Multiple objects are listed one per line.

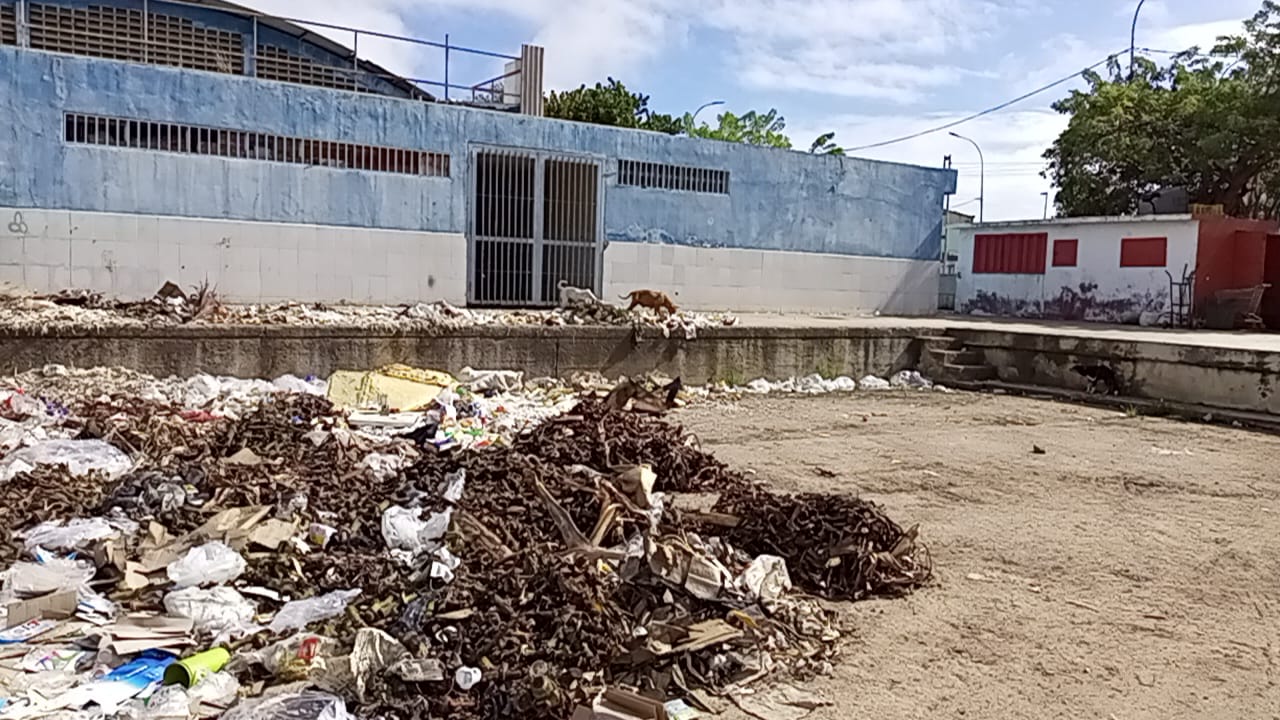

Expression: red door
xmin=1263 ymin=235 xmax=1280 ymax=329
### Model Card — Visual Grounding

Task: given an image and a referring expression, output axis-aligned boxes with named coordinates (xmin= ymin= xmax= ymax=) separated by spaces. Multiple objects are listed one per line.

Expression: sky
xmin=247 ymin=0 xmax=1265 ymax=221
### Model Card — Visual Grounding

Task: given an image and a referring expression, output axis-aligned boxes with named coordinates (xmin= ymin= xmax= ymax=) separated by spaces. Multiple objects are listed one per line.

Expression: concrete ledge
xmin=953 ymin=328 xmax=1280 ymax=416
xmin=0 ymin=324 xmax=925 ymax=384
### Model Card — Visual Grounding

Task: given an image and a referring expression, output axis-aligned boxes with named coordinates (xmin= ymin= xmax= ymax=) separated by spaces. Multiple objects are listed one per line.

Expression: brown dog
xmin=620 ymin=289 xmax=678 ymax=315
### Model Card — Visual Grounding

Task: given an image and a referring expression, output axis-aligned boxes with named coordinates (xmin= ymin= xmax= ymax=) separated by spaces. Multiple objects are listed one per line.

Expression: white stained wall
xmin=603 ymin=241 xmax=938 ymax=315
xmin=953 ymin=216 xmax=1200 ymax=320
xmin=0 ymin=207 xmax=467 ymax=305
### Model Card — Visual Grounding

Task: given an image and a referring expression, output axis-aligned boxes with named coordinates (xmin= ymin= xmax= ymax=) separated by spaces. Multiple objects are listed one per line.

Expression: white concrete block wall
xmin=953 ymin=216 xmax=1199 ymax=321
xmin=0 ymin=207 xmax=467 ymax=305
xmin=603 ymin=241 xmax=937 ymax=315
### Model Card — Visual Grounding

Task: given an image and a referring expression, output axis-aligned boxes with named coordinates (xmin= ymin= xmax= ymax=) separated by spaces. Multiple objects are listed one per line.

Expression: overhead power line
xmin=846 ymin=50 xmax=1124 ymax=153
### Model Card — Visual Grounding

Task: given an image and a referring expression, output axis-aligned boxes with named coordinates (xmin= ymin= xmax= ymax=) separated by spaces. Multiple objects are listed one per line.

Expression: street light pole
xmin=691 ymin=100 xmax=725 ymax=125
xmin=949 ymin=131 xmax=984 ymax=223
xmin=1041 ymin=191 xmax=1049 ymax=220
xmin=1130 ymin=0 xmax=1147 ymax=80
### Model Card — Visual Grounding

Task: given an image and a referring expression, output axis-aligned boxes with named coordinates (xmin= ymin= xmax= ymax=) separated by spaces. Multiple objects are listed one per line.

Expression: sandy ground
xmin=676 ymin=391 xmax=1280 ymax=720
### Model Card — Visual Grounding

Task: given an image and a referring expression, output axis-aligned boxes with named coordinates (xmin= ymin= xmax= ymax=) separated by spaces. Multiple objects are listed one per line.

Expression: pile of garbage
xmin=0 ymin=286 xmax=738 ymax=339
xmin=0 ymin=366 xmax=931 ymax=720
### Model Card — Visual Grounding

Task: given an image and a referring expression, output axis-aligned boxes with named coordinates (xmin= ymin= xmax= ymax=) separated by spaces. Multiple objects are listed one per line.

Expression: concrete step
xmin=928 ymin=347 xmax=985 ymax=366
xmin=917 ymin=334 xmax=961 ymax=351
xmin=942 ymin=363 xmax=997 ymax=382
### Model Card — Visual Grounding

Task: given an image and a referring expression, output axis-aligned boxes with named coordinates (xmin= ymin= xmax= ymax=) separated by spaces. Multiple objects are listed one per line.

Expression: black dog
xmin=1071 ymin=364 xmax=1121 ymax=395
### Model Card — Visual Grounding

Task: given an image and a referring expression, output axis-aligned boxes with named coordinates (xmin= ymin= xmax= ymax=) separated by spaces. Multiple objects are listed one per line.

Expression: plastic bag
xmin=187 ymin=671 xmax=240 ymax=710
xmin=457 ymin=368 xmax=523 ymax=393
xmin=381 ymin=506 xmax=451 ymax=556
xmin=359 ymin=453 xmax=409 ymax=481
xmin=738 ymin=555 xmax=793 ymax=603
xmin=268 ymin=589 xmax=361 ymax=634
xmin=21 ymin=517 xmax=117 ymax=552
xmin=271 ymin=375 xmax=326 ymax=396
xmin=858 ymin=375 xmax=891 ymax=391
xmin=164 ymin=587 xmax=258 ymax=640
xmin=167 ymin=542 xmax=246 ymax=589
xmin=890 ymin=370 xmax=933 ymax=389
xmin=441 ymin=469 xmax=466 ymax=503
xmin=222 ymin=691 xmax=352 ymax=720
xmin=7 ymin=557 xmax=96 ymax=595
xmin=0 ymin=439 xmax=133 ymax=483
xmin=135 ymin=684 xmax=190 ymax=720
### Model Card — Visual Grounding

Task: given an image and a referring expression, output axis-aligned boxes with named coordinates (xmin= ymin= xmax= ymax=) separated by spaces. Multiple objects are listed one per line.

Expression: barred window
xmin=63 ymin=112 xmax=451 ymax=178
xmin=617 ymin=159 xmax=729 ymax=195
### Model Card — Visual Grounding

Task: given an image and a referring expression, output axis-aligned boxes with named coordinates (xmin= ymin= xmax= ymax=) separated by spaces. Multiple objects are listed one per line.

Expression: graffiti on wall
xmin=963 ymin=282 xmax=1170 ymax=325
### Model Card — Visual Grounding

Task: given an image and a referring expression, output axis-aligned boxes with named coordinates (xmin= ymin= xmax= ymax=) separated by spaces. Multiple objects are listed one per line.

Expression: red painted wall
xmin=1194 ymin=217 xmax=1280 ymax=306
xmin=1264 ymin=235 xmax=1280 ymax=329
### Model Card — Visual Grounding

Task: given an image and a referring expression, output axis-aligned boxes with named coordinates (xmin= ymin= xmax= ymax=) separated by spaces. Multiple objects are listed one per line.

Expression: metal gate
xmin=467 ymin=145 xmax=604 ymax=306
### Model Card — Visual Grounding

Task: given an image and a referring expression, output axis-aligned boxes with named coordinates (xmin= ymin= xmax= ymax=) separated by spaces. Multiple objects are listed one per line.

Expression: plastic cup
xmin=162 ymin=647 xmax=230 ymax=688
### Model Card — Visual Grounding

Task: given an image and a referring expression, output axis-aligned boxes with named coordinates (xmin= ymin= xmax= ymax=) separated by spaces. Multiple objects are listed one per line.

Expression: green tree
xmin=808 ymin=132 xmax=845 ymax=155
xmin=544 ymin=78 xmax=681 ymax=134
xmin=683 ymin=109 xmax=793 ymax=148
xmin=1044 ymin=1 xmax=1280 ymax=218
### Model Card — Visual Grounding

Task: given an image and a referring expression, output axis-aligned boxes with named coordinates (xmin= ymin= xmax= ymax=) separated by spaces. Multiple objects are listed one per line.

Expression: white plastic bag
xmin=738 ymin=554 xmax=793 ymax=603
xmin=858 ymin=375 xmax=891 ymax=391
xmin=359 ymin=453 xmax=409 ymax=481
xmin=271 ymin=375 xmax=326 ymax=396
xmin=442 ymin=469 xmax=466 ymax=503
xmin=187 ymin=671 xmax=241 ymax=709
xmin=222 ymin=691 xmax=352 ymax=720
xmin=166 ymin=542 xmax=246 ymax=589
xmin=164 ymin=586 xmax=258 ymax=639
xmin=457 ymin=368 xmax=523 ymax=393
xmin=0 ymin=439 xmax=133 ymax=483
xmin=381 ymin=506 xmax=451 ymax=556
xmin=20 ymin=517 xmax=117 ymax=552
xmin=6 ymin=557 xmax=96 ymax=595
xmin=890 ymin=370 xmax=933 ymax=389
xmin=268 ymin=589 xmax=361 ymax=634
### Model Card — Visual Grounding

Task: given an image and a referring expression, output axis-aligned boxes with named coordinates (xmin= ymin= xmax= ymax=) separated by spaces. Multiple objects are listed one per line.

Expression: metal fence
xmin=0 ymin=0 xmax=531 ymax=105
xmin=467 ymin=146 xmax=604 ymax=307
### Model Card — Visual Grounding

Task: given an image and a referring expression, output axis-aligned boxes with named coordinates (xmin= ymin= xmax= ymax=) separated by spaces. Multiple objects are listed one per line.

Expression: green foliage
xmin=544 ymin=81 xmax=844 ymax=154
xmin=544 ymin=78 xmax=681 ymax=134
xmin=1044 ymin=1 xmax=1280 ymax=218
xmin=683 ymin=109 xmax=793 ymax=148
xmin=808 ymin=132 xmax=845 ymax=155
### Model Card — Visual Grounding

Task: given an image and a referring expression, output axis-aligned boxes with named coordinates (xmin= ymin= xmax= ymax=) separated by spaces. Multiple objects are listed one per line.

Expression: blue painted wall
xmin=0 ymin=47 xmax=956 ymax=260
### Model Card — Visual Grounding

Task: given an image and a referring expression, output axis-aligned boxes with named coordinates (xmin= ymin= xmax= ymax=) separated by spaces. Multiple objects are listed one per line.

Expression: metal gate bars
xmin=467 ymin=145 xmax=603 ymax=306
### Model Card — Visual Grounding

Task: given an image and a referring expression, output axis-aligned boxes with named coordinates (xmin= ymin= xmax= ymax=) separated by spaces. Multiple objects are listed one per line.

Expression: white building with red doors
xmin=950 ymin=214 xmax=1280 ymax=327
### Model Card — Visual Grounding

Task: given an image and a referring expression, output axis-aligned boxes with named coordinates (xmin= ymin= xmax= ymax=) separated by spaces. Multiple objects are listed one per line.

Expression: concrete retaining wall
xmin=0 ymin=325 xmax=923 ymax=384
xmin=955 ymin=328 xmax=1280 ymax=416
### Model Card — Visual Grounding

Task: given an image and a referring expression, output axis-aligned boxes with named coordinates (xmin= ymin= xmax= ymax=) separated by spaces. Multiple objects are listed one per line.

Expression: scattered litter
xmin=1151 ymin=446 xmax=1194 ymax=456
xmin=267 ymin=590 xmax=361 ymax=634
xmin=166 ymin=542 xmax=247 ymax=589
xmin=0 ymin=363 xmax=932 ymax=720
xmin=0 ymin=439 xmax=133 ymax=483
xmin=859 ymin=375 xmax=891 ymax=391
xmin=454 ymin=666 xmax=482 ymax=691
xmin=890 ymin=370 xmax=933 ymax=389
xmin=163 ymin=587 xmax=257 ymax=640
